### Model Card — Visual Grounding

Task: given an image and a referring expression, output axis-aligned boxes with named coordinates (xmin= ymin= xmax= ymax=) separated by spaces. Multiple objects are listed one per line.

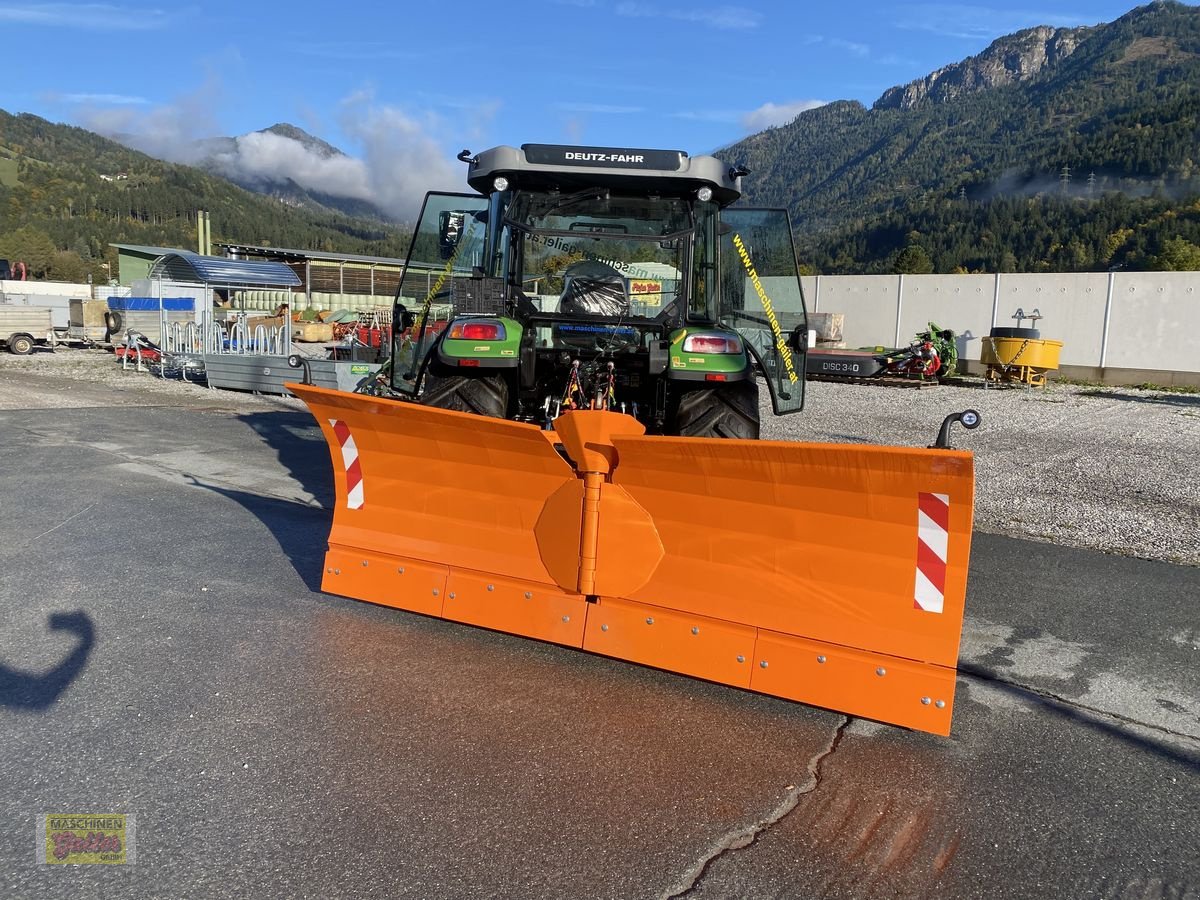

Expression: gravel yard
xmin=2 ymin=346 xmax=1198 ymax=566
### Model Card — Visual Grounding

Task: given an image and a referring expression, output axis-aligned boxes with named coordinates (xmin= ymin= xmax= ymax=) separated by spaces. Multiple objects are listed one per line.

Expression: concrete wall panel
xmin=810 ymin=275 xmax=899 ymax=347
xmin=1105 ymin=273 xmax=1200 ymax=373
xmin=990 ymin=273 xmax=1109 ymax=367
xmin=802 ymin=271 xmax=1199 ymax=380
xmin=898 ymin=274 xmax=996 ymax=362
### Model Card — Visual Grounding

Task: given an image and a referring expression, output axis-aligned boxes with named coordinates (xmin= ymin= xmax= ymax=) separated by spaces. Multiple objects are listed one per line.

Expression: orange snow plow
xmin=290 ymin=383 xmax=975 ymax=735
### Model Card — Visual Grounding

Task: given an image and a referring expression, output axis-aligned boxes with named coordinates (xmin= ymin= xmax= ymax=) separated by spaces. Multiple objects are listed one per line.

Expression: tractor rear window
xmin=508 ymin=191 xmax=692 ymax=238
xmin=507 ymin=190 xmax=692 ymax=320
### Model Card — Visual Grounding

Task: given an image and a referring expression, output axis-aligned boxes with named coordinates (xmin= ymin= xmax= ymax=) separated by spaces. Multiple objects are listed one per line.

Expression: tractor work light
xmin=493 ymin=176 xmax=509 ymax=192
xmin=696 ymin=186 xmax=713 ymax=202
xmin=682 ymin=333 xmax=742 ymax=354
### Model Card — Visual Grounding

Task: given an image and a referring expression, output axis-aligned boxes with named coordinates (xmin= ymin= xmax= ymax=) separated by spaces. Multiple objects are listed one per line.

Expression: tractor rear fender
xmin=290 ymin=383 xmax=974 ymax=735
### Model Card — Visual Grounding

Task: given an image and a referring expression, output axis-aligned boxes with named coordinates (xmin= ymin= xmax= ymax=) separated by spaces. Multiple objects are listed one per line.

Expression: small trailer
xmin=0 ymin=305 xmax=54 ymax=354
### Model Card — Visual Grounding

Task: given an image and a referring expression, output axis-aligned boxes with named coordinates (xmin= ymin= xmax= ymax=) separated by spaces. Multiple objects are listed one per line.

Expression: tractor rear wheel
xmin=421 ymin=372 xmax=509 ymax=418
xmin=669 ymin=379 xmax=760 ymax=439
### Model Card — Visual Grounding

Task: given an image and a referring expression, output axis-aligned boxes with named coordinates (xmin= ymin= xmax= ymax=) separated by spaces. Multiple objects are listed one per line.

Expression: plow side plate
xmin=289 ymin=384 xmax=576 ymax=594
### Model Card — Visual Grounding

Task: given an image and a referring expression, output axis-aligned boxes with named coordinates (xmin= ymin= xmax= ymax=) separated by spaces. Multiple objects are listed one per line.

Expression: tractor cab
xmin=391 ymin=143 xmax=809 ymax=435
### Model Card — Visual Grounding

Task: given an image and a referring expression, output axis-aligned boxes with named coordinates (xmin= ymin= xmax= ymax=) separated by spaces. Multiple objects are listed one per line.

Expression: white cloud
xmin=740 ymin=99 xmax=827 ymax=132
xmin=76 ymin=75 xmax=223 ymax=164
xmin=895 ymin=4 xmax=1094 ymax=40
xmin=670 ymin=109 xmax=742 ymax=123
xmin=337 ymin=95 xmax=462 ymax=221
xmin=554 ymin=102 xmax=645 ymax=114
xmin=803 ymin=34 xmax=872 ymax=58
xmin=614 ymin=2 xmax=762 ymax=30
xmin=0 ymin=2 xmax=177 ymax=30
xmin=73 ymin=76 xmax=491 ymax=222
xmin=829 ymin=38 xmax=870 ymax=57
xmin=57 ymin=92 xmax=149 ymax=105
xmin=286 ymin=40 xmax=420 ymax=61
xmin=209 ymin=131 xmax=373 ymax=201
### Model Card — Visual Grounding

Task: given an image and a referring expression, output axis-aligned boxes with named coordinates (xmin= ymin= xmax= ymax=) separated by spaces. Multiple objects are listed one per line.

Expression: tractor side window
xmin=391 ymin=191 xmax=488 ymax=395
xmin=718 ymin=208 xmax=808 ymax=414
xmin=689 ymin=200 xmax=719 ymax=322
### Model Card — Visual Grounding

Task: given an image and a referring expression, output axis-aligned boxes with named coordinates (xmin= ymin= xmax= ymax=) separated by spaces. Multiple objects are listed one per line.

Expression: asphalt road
xmin=1 ymin=374 xmax=1197 ymax=899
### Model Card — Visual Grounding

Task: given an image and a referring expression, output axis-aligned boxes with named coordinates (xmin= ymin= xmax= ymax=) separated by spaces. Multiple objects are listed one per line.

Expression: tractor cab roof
xmin=465 ymin=143 xmax=744 ymax=207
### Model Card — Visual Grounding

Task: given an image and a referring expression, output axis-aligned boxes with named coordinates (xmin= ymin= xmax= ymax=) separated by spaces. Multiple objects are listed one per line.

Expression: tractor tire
xmin=8 ymin=334 xmax=34 ymax=355
xmin=989 ymin=326 xmax=1040 ymax=339
xmin=104 ymin=311 xmax=124 ymax=342
xmin=669 ymin=379 xmax=761 ymax=440
xmin=421 ymin=372 xmax=509 ymax=418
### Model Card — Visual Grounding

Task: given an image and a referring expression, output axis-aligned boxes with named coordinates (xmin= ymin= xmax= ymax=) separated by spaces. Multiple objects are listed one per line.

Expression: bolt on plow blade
xmin=290 ymin=384 xmax=975 ymax=735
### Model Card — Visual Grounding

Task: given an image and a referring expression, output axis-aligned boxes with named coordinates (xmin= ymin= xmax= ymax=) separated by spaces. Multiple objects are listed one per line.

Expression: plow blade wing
xmin=290 ymin=385 xmax=974 ymax=735
xmin=289 ymin=384 xmax=591 ymax=640
xmin=599 ymin=436 xmax=974 ymax=734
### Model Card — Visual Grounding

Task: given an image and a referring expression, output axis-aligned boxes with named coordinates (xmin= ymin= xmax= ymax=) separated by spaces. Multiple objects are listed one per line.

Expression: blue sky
xmin=0 ymin=1 xmax=1175 ymax=214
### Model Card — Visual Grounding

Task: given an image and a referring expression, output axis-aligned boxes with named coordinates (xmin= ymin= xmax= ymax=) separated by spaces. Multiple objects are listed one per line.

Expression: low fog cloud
xmin=207 ymin=130 xmax=373 ymax=201
xmin=741 ymin=99 xmax=826 ymax=132
xmin=75 ymin=81 xmax=468 ymax=222
xmin=78 ymin=77 xmax=223 ymax=166
xmin=338 ymin=94 xmax=462 ymax=220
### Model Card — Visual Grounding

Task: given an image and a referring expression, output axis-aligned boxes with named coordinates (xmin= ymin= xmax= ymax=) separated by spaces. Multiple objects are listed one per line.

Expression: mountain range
xmin=725 ymin=0 xmax=1200 ymax=272
xmin=1 ymin=0 xmax=1198 ymax=280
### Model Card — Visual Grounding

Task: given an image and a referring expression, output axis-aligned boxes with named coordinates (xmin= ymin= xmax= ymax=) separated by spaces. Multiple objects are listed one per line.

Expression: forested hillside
xmin=0 ymin=111 xmax=410 ymax=282
xmin=729 ymin=1 xmax=1200 ymax=273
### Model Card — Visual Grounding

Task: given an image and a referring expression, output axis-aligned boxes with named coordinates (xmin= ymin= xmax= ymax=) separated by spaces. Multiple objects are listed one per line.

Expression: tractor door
xmin=391 ymin=192 xmax=490 ymax=395
xmin=718 ymin=208 xmax=808 ymax=414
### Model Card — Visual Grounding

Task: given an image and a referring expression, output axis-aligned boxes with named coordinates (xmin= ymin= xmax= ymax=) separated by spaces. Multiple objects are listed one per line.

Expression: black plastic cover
xmin=559 ymin=261 xmax=630 ymax=318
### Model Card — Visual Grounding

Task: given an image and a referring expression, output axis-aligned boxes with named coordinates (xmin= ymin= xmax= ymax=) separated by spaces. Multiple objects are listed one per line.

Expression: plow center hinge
xmin=576 ymin=471 xmax=604 ymax=596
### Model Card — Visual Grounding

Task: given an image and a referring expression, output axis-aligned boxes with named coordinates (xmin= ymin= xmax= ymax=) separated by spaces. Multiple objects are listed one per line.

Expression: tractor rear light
xmin=705 ymin=373 xmax=728 ymax=382
xmin=449 ymin=320 xmax=507 ymax=341
xmin=458 ymin=359 xmax=481 ymax=367
xmin=683 ymin=333 xmax=742 ymax=354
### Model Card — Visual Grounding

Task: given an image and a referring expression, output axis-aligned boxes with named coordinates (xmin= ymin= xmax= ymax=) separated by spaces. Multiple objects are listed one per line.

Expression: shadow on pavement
xmin=959 ymin=662 xmax=1200 ymax=771
xmin=0 ymin=611 xmax=96 ymax=711
xmin=1078 ymin=389 xmax=1200 ymax=408
xmin=180 ymin=410 xmax=338 ymax=594
xmin=237 ymin=410 xmax=336 ymax=509
xmin=192 ymin=481 xmax=331 ymax=593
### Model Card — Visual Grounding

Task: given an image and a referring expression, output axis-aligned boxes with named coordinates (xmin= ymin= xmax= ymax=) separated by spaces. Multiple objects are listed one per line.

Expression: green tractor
xmin=387 ymin=143 xmax=810 ymax=438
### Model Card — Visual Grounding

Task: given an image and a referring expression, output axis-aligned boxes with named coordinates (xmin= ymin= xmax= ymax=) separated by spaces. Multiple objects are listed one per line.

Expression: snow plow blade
xmin=290 ymin=384 xmax=975 ymax=735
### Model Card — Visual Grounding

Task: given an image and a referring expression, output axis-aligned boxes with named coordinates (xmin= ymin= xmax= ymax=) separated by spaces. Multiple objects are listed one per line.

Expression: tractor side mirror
xmin=438 ymin=211 xmax=465 ymax=259
xmin=787 ymin=324 xmax=811 ymax=351
xmin=396 ymin=304 xmax=416 ymax=331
